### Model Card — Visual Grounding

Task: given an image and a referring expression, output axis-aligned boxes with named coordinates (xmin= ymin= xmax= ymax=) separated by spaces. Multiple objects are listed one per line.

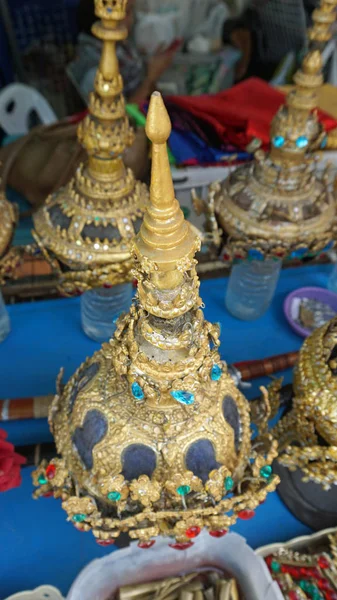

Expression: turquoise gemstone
xmin=271 ymin=560 xmax=280 ymax=573
xmin=296 ymin=136 xmax=308 ymax=148
xmin=290 ymin=247 xmax=308 ymax=259
xmin=170 ymin=390 xmax=195 ymax=405
xmin=323 ymin=241 xmax=333 ymax=252
xmin=177 ymin=485 xmax=191 ymax=496
xmin=72 ymin=514 xmax=86 ymax=523
xmin=248 ymin=249 xmax=264 ymax=261
xmin=260 ymin=465 xmax=273 ymax=479
xmin=211 ymin=364 xmax=222 ymax=381
xmin=132 ymin=382 xmax=144 ymax=401
xmin=224 ymin=476 xmax=234 ymax=491
xmin=321 ymin=136 xmax=327 ymax=148
xmin=273 ymin=135 xmax=285 ymax=148
xmin=107 ymin=491 xmax=121 ymax=502
xmin=38 ymin=474 xmax=47 ymax=485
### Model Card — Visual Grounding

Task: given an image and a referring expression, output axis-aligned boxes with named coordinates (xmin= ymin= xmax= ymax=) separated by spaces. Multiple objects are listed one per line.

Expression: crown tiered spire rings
xmin=32 ymin=0 xmax=149 ymax=296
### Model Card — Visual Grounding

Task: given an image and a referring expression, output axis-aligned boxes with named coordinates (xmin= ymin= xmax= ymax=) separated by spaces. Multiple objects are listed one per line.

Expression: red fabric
xmin=0 ymin=429 xmax=26 ymax=492
xmin=168 ymin=77 xmax=337 ymax=150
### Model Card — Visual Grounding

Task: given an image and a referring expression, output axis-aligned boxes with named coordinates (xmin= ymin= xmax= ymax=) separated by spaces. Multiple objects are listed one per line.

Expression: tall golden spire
xmin=33 ymin=0 xmax=149 ymax=296
xmin=135 ymin=93 xmax=199 ymax=308
xmin=78 ymin=0 xmax=133 ymax=180
xmin=33 ymin=92 xmax=278 ymax=547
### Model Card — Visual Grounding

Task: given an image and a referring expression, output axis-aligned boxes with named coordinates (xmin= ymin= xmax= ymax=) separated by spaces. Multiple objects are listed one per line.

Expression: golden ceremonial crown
xmin=270 ymin=317 xmax=337 ymax=489
xmin=33 ymin=93 xmax=278 ymax=548
xmin=32 ymin=0 xmax=149 ymax=296
xmin=213 ymin=0 xmax=337 ymax=264
xmin=0 ymin=192 xmax=18 ymax=285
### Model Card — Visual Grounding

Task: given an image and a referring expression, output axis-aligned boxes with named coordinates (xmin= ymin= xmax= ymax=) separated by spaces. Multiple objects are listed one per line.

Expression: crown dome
xmin=213 ymin=3 xmax=337 ymax=263
xmin=32 ymin=0 xmax=149 ymax=296
xmin=33 ymin=93 xmax=278 ymax=547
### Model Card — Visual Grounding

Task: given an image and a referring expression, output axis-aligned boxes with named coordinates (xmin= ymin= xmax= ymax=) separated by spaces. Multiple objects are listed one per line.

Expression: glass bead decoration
xmin=296 ymin=136 xmax=309 ymax=149
xmin=177 ymin=485 xmax=191 ymax=496
xmin=211 ymin=364 xmax=222 ymax=381
xmin=170 ymin=390 xmax=195 ymax=405
xmin=273 ymin=136 xmax=285 ymax=148
xmin=260 ymin=465 xmax=273 ymax=479
xmin=107 ymin=491 xmax=122 ymax=502
xmin=224 ymin=476 xmax=234 ymax=491
xmin=72 ymin=513 xmax=87 ymax=523
xmin=132 ymin=382 xmax=144 ymax=401
xmin=248 ymin=249 xmax=264 ymax=261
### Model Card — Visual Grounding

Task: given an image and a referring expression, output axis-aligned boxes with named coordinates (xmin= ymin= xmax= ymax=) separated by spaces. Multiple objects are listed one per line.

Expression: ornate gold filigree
xmin=33 ymin=92 xmax=279 ymax=544
xmin=262 ymin=315 xmax=337 ymax=488
xmin=32 ymin=0 xmax=149 ymax=294
xmin=130 ymin=475 xmax=161 ymax=507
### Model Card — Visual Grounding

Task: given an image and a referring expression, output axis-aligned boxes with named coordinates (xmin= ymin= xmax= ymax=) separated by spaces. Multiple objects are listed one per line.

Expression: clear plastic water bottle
xmin=81 ymin=283 xmax=134 ymax=342
xmin=225 ymin=258 xmax=282 ymax=320
xmin=0 ymin=290 xmax=10 ymax=343
xmin=328 ymin=263 xmax=337 ymax=293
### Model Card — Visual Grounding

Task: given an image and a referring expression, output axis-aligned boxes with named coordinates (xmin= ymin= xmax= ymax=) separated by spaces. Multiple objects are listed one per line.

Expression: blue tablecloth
xmin=0 ymin=264 xmax=333 ymax=599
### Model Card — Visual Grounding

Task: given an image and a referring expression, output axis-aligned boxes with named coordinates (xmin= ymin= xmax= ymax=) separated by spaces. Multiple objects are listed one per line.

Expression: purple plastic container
xmin=284 ymin=286 xmax=337 ymax=338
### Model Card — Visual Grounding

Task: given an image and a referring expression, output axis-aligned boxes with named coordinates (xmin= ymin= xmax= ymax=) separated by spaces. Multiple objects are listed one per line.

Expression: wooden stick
xmin=0 ymin=351 xmax=299 ymax=422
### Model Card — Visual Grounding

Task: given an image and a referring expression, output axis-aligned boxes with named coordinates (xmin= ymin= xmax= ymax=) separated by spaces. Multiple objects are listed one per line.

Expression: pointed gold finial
xmin=134 ymin=92 xmax=201 ymax=315
xmin=145 ymin=91 xmax=175 ymax=210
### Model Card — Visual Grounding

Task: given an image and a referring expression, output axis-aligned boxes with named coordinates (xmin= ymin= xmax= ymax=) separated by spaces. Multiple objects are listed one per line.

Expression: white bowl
xmin=5 ymin=586 xmax=64 ymax=600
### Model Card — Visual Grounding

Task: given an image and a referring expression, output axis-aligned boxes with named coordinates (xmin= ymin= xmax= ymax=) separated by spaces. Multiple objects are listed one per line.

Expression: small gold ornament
xmin=213 ymin=0 xmax=337 ymax=263
xmin=33 ymin=92 xmax=278 ymax=545
xmin=32 ymin=0 xmax=149 ymax=296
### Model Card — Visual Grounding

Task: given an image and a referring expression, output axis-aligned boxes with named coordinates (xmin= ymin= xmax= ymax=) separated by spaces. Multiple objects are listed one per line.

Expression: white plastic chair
xmin=0 ymin=83 xmax=57 ymax=134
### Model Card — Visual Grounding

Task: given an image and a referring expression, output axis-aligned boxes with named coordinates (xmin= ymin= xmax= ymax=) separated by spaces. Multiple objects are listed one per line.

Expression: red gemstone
xmin=42 ymin=491 xmax=53 ymax=498
xmin=238 ymin=510 xmax=255 ymax=520
xmin=169 ymin=542 xmax=194 ymax=551
xmin=103 ymin=283 xmax=113 ymax=289
xmin=138 ymin=540 xmax=156 ymax=549
xmin=288 ymin=592 xmax=300 ymax=600
xmin=318 ymin=555 xmax=330 ymax=569
xmin=223 ymin=253 xmax=231 ymax=261
xmin=235 ymin=254 xmax=244 ymax=260
xmin=46 ymin=464 xmax=56 ymax=480
xmin=96 ymin=539 xmax=116 ymax=547
xmin=209 ymin=530 xmax=227 ymax=538
xmin=318 ymin=579 xmax=332 ymax=591
xmin=185 ymin=526 xmax=201 ymax=539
